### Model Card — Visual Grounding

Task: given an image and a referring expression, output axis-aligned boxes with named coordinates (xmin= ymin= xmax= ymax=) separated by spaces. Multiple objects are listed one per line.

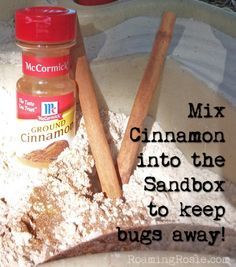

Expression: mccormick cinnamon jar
xmin=15 ymin=6 xmax=77 ymax=167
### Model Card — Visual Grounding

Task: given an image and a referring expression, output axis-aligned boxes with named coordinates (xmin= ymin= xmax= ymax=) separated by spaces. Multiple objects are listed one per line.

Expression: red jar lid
xmin=15 ymin=6 xmax=77 ymax=43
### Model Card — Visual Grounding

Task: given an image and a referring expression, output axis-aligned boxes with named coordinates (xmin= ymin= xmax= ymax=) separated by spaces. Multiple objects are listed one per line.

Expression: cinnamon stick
xmin=75 ymin=22 xmax=122 ymax=198
xmin=117 ymin=12 xmax=176 ymax=184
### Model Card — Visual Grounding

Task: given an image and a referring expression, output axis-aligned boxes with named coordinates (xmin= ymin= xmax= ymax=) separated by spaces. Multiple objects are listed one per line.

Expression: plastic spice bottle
xmin=15 ymin=6 xmax=77 ymax=167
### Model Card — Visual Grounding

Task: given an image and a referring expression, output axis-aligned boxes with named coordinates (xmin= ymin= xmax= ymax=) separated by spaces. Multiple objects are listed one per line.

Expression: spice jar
xmin=15 ymin=6 xmax=77 ymax=167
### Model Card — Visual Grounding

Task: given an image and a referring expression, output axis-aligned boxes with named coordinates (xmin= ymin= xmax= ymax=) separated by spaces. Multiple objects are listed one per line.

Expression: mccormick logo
xmin=22 ymin=55 xmax=69 ymax=77
xmin=41 ymin=102 xmax=58 ymax=116
xmin=17 ymin=91 xmax=74 ymax=121
xmin=25 ymin=61 xmax=69 ymax=73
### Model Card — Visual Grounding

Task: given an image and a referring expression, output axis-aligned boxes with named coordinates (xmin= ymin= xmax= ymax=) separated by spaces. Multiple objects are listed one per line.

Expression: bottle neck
xmin=19 ymin=42 xmax=73 ymax=79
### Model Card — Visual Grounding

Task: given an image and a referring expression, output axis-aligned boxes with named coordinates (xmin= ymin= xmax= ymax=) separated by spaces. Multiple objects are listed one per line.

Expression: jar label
xmin=16 ymin=91 xmax=75 ymax=167
xmin=22 ymin=54 xmax=70 ymax=77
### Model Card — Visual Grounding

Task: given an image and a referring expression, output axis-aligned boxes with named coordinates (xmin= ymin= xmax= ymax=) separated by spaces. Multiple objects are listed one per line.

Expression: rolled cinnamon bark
xmin=117 ymin=12 xmax=176 ymax=184
xmin=75 ymin=22 xmax=122 ymax=198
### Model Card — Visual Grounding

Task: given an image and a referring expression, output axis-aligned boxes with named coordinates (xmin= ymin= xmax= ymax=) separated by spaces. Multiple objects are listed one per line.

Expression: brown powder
xmin=29 ymin=186 xmax=63 ymax=244
xmin=23 ymin=140 xmax=69 ymax=168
